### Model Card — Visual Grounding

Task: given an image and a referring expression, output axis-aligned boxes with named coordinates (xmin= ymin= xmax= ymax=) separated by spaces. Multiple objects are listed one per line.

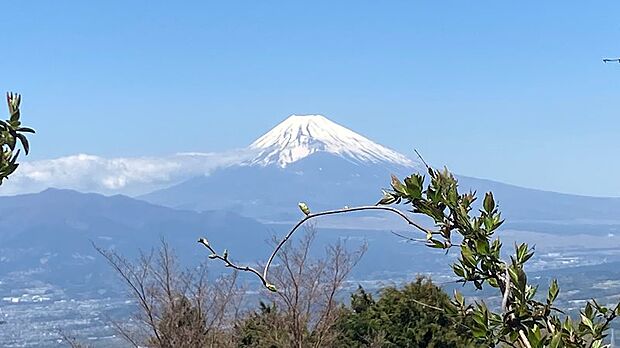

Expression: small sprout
xmin=197 ymin=238 xmax=210 ymax=247
xmin=208 ymin=254 xmax=217 ymax=259
xmin=298 ymin=202 xmax=310 ymax=216
xmin=266 ymin=283 xmax=278 ymax=292
xmin=222 ymin=249 xmax=228 ymax=260
xmin=377 ymin=190 xmax=398 ymax=205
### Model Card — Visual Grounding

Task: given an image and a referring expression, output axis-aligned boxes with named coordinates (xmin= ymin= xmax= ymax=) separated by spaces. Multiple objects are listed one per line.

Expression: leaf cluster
xmin=0 ymin=93 xmax=34 ymax=184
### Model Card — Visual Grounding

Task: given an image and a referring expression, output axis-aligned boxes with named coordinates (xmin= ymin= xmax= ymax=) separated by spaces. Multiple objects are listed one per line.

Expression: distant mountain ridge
xmin=0 ymin=188 xmax=272 ymax=284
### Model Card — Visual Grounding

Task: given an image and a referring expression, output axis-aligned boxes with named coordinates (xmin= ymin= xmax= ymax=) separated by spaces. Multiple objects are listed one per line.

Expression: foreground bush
xmin=337 ymin=276 xmax=475 ymax=347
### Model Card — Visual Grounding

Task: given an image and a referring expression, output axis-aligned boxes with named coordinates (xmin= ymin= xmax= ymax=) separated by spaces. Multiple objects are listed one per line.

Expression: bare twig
xmin=96 ymin=239 xmax=242 ymax=347
xmin=500 ymin=261 xmax=532 ymax=348
xmin=391 ymin=231 xmax=434 ymax=245
xmin=518 ymin=330 xmax=533 ymax=348
xmin=94 ymin=243 xmax=163 ymax=345
xmin=414 ymin=148 xmax=431 ymax=170
xmin=108 ymin=320 xmax=141 ymax=348
xmin=58 ymin=330 xmax=91 ymax=348
xmin=199 ymin=205 xmax=431 ymax=290
xmin=197 ymin=239 xmax=270 ymax=287
xmin=501 ymin=262 xmax=511 ymax=312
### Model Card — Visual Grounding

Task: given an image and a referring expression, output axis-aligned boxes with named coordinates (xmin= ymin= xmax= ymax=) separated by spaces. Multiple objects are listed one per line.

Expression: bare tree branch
xmin=199 ymin=205 xmax=430 ymax=291
xmin=95 ymin=239 xmax=244 ymax=348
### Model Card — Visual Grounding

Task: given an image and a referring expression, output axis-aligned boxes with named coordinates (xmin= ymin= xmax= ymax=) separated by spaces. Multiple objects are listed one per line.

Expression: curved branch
xmin=198 ymin=205 xmax=431 ymax=291
xmin=261 ymin=205 xmax=431 ymax=282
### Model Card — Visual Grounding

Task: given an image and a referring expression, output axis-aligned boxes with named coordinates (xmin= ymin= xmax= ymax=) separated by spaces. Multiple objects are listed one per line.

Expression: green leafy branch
xmin=381 ymin=165 xmax=619 ymax=347
xmin=0 ymin=92 xmax=35 ymax=185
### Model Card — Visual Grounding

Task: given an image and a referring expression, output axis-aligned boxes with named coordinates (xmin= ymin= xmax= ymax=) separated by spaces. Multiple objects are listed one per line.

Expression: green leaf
xmin=521 ymin=251 xmax=534 ymax=264
xmin=483 ymin=192 xmax=495 ymax=213
xmin=377 ymin=191 xmax=397 ymax=205
xmin=460 ymin=246 xmax=476 ymax=268
xmin=516 ymin=243 xmax=530 ymax=264
xmin=427 ymin=239 xmax=445 ymax=249
xmin=548 ymin=279 xmax=559 ymax=303
xmin=475 ymin=239 xmax=489 ymax=255
xmin=453 ymin=290 xmax=464 ymax=305
xmin=390 ymin=174 xmax=406 ymax=194
xmin=549 ymin=332 xmax=562 ymax=348
xmin=452 ymin=264 xmax=465 ymax=277
xmin=403 ymin=174 xmax=423 ymax=199
xmin=580 ymin=313 xmax=594 ymax=331
xmin=15 ymin=133 xmax=29 ymax=155
xmin=16 ymin=127 xmax=35 ymax=133
xmin=508 ymin=265 xmax=519 ymax=286
xmin=527 ymin=324 xmax=542 ymax=346
xmin=585 ymin=302 xmax=593 ymax=318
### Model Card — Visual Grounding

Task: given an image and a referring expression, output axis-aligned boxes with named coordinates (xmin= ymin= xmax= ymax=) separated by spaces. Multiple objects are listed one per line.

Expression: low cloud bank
xmin=0 ymin=149 xmax=256 ymax=196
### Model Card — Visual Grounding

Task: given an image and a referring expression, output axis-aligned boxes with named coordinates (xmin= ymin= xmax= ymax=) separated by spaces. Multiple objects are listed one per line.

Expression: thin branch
xmin=58 ymin=330 xmax=91 ymax=348
xmin=261 ymin=205 xmax=430 ymax=283
xmin=199 ymin=205 xmax=431 ymax=290
xmin=108 ymin=320 xmax=141 ymax=348
xmin=93 ymin=243 xmax=163 ymax=345
xmin=197 ymin=238 xmax=270 ymax=287
xmin=501 ymin=262 xmax=511 ymax=312
xmin=411 ymin=298 xmax=445 ymax=312
xmin=518 ymin=330 xmax=533 ymax=348
xmin=391 ymin=231 xmax=433 ymax=245
xmin=500 ymin=261 xmax=531 ymax=348
xmin=414 ymin=148 xmax=431 ymax=170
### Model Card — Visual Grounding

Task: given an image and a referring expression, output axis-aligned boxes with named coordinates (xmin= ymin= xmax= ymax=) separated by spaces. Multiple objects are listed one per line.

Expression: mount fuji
xmin=140 ymin=115 xmax=423 ymax=221
xmin=247 ymin=114 xmax=417 ymax=168
xmin=141 ymin=115 xmax=620 ymax=227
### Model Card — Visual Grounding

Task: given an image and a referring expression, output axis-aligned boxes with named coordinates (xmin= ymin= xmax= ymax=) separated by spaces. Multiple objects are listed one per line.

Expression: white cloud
xmin=0 ymin=149 xmax=256 ymax=196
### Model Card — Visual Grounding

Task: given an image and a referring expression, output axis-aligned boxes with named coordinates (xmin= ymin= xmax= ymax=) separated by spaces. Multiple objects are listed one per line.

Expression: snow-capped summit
xmin=247 ymin=114 xmax=418 ymax=168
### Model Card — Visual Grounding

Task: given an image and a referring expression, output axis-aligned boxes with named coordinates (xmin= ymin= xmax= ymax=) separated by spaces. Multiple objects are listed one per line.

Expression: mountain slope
xmin=142 ymin=152 xmax=412 ymax=219
xmin=0 ymin=189 xmax=271 ymax=285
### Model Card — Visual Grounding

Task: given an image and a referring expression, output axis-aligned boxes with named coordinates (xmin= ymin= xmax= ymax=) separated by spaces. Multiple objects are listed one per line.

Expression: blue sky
xmin=3 ymin=1 xmax=620 ymax=196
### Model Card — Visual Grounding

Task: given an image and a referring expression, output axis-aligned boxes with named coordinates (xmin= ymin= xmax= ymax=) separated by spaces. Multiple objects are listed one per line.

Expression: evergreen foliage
xmin=337 ymin=277 xmax=475 ymax=348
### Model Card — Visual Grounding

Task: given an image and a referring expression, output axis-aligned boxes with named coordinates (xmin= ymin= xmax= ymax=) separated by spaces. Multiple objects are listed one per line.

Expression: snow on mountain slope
xmin=248 ymin=115 xmax=418 ymax=168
